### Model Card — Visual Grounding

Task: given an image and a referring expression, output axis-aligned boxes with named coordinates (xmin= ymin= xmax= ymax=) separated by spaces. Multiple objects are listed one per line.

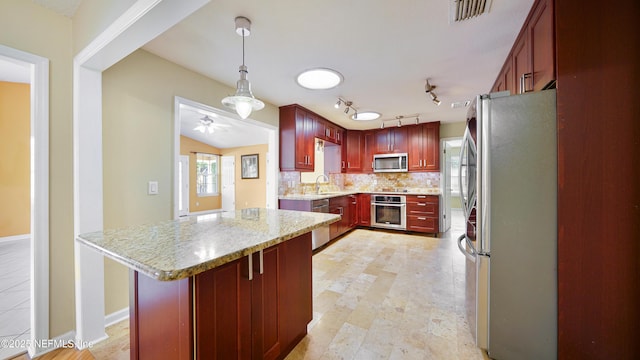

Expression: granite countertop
xmin=279 ymin=189 xmax=441 ymax=201
xmin=76 ymin=208 xmax=340 ymax=281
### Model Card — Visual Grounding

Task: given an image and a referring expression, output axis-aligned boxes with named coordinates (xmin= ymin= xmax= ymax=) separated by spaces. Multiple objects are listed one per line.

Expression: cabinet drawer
xmin=406 ymin=215 xmax=438 ymax=233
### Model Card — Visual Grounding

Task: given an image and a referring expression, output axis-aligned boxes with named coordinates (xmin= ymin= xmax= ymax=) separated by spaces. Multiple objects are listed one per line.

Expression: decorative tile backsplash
xmin=279 ymin=171 xmax=440 ymax=195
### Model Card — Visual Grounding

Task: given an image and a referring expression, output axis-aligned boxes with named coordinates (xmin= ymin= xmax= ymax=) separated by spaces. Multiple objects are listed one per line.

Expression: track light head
xmin=425 ymin=79 xmax=436 ymax=93
xmin=433 ymin=98 xmax=442 ymax=106
xmin=334 ymin=99 xmax=341 ymax=109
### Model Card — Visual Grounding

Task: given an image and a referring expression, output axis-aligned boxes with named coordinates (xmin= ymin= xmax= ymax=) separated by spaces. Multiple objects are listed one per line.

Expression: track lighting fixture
xmin=379 ymin=114 xmax=420 ymax=128
xmin=335 ymin=97 xmax=356 ymax=115
xmin=334 ymin=97 xmax=380 ymax=121
xmin=221 ymin=16 xmax=265 ymax=119
xmin=424 ymin=78 xmax=442 ymax=106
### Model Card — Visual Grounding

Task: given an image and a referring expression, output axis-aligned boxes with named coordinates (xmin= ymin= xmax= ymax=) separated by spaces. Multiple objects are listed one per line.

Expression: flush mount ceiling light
xmin=221 ymin=16 xmax=265 ymax=119
xmin=297 ymin=68 xmax=343 ymax=90
xmin=351 ymin=111 xmax=381 ymax=121
xmin=425 ymin=78 xmax=442 ymax=106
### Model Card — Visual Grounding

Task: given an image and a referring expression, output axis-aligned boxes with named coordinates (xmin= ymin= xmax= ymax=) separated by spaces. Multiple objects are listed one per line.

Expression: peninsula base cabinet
xmin=130 ymin=233 xmax=313 ymax=360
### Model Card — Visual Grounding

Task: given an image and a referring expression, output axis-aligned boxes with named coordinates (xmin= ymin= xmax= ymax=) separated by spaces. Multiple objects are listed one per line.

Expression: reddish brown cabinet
xmin=280 ymin=105 xmax=315 ymax=171
xmin=375 ymin=127 xmax=408 ymax=154
xmin=131 ymin=234 xmax=312 ymax=360
xmin=328 ymin=195 xmax=358 ymax=240
xmin=406 ymin=195 xmax=439 ymax=234
xmin=361 ymin=131 xmax=375 ymax=173
xmin=344 ymin=130 xmax=363 ymax=172
xmin=491 ymin=0 xmax=555 ymax=94
xmin=357 ymin=193 xmax=371 ymax=226
xmin=407 ymin=122 xmax=440 ymax=172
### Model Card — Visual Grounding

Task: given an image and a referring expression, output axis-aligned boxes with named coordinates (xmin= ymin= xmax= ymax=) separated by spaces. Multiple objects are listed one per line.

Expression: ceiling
xmin=0 ymin=56 xmax=30 ymax=83
xmin=141 ymin=0 xmax=535 ymax=130
xmin=179 ymin=103 xmax=270 ymax=149
xmin=23 ymin=0 xmax=535 ymax=143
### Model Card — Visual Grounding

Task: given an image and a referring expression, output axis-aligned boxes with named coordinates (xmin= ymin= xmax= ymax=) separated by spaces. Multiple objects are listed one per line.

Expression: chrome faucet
xmin=315 ymin=174 xmax=329 ymax=194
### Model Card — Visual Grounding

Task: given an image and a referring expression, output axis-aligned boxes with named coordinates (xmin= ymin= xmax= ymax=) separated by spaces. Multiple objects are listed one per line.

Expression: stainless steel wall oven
xmin=370 ymin=194 xmax=406 ymax=230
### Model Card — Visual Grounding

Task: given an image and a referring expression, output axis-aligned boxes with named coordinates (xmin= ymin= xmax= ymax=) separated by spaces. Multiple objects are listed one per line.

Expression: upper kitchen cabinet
xmin=315 ymin=117 xmax=344 ymax=145
xmin=362 ymin=131 xmax=375 ymax=173
xmin=279 ymin=105 xmax=315 ymax=171
xmin=375 ymin=127 xmax=408 ymax=154
xmin=344 ymin=130 xmax=363 ymax=173
xmin=491 ymin=0 xmax=555 ymax=93
xmin=408 ymin=122 xmax=440 ymax=171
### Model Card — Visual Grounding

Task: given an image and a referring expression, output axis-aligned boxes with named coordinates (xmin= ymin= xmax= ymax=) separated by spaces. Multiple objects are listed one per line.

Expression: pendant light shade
xmin=222 ymin=17 xmax=264 ymax=119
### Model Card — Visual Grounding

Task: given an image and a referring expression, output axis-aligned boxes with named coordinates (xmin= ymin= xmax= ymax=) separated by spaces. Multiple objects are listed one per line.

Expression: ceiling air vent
xmin=450 ymin=0 xmax=492 ymax=22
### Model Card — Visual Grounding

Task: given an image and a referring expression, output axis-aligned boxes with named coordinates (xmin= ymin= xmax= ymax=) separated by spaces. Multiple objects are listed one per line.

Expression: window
xmin=196 ymin=153 xmax=219 ymax=196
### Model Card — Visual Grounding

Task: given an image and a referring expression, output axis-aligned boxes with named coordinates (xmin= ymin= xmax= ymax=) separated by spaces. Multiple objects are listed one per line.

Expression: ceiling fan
xmin=194 ymin=115 xmax=231 ymax=134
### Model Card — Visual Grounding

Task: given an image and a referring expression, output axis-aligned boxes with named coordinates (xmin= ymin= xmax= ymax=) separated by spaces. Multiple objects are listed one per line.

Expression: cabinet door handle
xmin=419 ymin=159 xmax=422 ymax=167
xmin=248 ymin=253 xmax=253 ymax=281
xmin=348 ymin=162 xmax=351 ymax=168
xmin=418 ymin=217 xmax=427 ymax=221
xmin=339 ymin=207 xmax=344 ymax=215
xmin=417 ymin=195 xmax=426 ymax=199
xmin=342 ymin=161 xmax=346 ymax=169
xmin=519 ymin=72 xmax=532 ymax=94
xmin=417 ymin=203 xmax=426 ymax=206
xmin=258 ymin=249 xmax=264 ymax=275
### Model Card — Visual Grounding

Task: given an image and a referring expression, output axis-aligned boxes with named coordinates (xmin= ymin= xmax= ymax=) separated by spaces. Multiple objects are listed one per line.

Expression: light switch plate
xmin=148 ymin=181 xmax=158 ymax=195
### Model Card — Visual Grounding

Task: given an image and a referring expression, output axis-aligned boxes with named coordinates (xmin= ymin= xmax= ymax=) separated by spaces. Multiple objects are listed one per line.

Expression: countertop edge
xmin=76 ymin=214 xmax=340 ymax=281
xmin=279 ymin=190 xmax=441 ymax=201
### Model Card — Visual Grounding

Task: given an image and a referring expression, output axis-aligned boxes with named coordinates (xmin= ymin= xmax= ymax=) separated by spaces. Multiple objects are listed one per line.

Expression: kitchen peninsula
xmin=76 ymin=208 xmax=340 ymax=360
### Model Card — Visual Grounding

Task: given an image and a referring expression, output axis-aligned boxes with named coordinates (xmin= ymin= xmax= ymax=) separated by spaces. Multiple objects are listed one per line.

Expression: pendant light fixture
xmin=222 ymin=16 xmax=264 ymax=119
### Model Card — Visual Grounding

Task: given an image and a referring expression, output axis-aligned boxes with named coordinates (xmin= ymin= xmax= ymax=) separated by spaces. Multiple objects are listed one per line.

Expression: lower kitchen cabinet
xmin=357 ymin=193 xmax=371 ymax=226
xmin=131 ymin=233 xmax=312 ymax=360
xmin=329 ymin=195 xmax=358 ymax=240
xmin=406 ymin=195 xmax=439 ymax=234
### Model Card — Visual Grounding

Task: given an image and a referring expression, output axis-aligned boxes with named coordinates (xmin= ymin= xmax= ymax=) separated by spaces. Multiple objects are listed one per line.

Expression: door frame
xmin=178 ymin=155 xmax=189 ymax=216
xmin=173 ymin=96 xmax=278 ymax=219
xmin=0 ymin=45 xmax=50 ymax=357
xmin=440 ymin=136 xmax=463 ymax=233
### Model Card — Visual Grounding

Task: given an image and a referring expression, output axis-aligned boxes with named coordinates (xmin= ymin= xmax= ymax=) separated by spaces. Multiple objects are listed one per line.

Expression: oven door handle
xmin=371 ymin=203 xmax=406 ymax=207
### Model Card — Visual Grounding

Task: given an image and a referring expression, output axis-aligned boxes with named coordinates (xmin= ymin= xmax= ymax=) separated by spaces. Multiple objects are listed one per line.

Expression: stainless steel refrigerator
xmin=457 ymin=89 xmax=557 ymax=359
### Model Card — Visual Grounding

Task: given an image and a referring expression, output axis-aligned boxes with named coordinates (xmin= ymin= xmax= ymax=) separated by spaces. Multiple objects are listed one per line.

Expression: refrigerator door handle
xmin=457 ymin=234 xmax=477 ymax=262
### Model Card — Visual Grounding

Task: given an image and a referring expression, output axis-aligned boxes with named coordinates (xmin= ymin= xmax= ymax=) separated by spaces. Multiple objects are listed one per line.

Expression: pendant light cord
xmin=242 ymin=28 xmax=245 ymax=66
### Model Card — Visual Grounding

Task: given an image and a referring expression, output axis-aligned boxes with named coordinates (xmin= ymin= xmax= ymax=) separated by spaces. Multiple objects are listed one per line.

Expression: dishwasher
xmin=310 ymin=199 xmax=330 ymax=250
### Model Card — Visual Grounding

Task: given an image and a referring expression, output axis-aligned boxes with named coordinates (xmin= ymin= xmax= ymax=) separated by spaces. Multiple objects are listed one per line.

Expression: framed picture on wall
xmin=241 ymin=154 xmax=259 ymax=179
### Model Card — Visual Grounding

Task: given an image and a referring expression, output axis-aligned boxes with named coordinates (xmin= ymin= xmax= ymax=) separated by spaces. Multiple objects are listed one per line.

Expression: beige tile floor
xmin=286 ymin=223 xmax=486 ymax=359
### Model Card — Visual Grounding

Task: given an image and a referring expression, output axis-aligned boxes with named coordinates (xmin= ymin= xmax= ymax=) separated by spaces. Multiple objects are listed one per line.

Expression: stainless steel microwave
xmin=373 ymin=153 xmax=408 ymax=173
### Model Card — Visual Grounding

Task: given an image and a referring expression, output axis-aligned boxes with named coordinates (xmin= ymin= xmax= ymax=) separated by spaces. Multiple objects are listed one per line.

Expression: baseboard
xmin=0 ymin=233 xmax=29 ymax=243
xmin=26 ymin=309 xmax=129 ymax=357
xmin=105 ymin=307 xmax=129 ymax=327
xmin=28 ymin=330 xmax=77 ymax=358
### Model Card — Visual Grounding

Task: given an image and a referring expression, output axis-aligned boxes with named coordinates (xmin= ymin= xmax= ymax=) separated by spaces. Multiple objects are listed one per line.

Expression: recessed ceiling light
xmin=296 ymin=68 xmax=343 ymax=90
xmin=351 ymin=111 xmax=381 ymax=121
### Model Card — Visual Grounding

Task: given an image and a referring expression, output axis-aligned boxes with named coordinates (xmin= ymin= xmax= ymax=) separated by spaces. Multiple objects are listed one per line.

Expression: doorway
xmin=173 ymin=96 xmax=278 ymax=219
xmin=0 ymin=45 xmax=49 ymax=358
xmin=441 ymin=137 xmax=463 ymax=235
